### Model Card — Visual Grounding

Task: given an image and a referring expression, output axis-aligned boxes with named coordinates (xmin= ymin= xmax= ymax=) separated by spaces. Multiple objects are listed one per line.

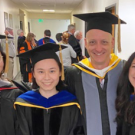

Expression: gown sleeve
xmin=64 ymin=66 xmax=77 ymax=95
xmin=69 ymin=106 xmax=84 ymax=135
xmin=16 ymin=105 xmax=31 ymax=135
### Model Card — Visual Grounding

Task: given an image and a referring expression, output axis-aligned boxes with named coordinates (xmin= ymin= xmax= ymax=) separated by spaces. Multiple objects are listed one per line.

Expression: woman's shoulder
xmin=1 ymin=86 xmax=23 ymax=100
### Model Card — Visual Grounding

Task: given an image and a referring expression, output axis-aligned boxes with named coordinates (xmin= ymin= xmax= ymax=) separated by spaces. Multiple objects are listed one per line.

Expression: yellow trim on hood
xmin=73 ymin=53 xmax=121 ymax=79
xmin=14 ymin=102 xmax=81 ymax=113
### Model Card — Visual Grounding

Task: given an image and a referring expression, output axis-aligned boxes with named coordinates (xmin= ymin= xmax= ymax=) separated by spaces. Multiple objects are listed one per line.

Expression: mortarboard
xmin=0 ymin=34 xmax=13 ymax=39
xmin=73 ymin=12 xmax=126 ymax=52
xmin=17 ymin=43 xmax=67 ymax=80
xmin=73 ymin=12 xmax=126 ymax=33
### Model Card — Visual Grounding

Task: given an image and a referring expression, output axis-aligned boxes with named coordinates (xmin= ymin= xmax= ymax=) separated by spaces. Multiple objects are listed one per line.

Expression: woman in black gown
xmin=116 ymin=52 xmax=135 ymax=135
xmin=0 ymin=44 xmax=22 ymax=135
xmin=15 ymin=43 xmax=84 ymax=135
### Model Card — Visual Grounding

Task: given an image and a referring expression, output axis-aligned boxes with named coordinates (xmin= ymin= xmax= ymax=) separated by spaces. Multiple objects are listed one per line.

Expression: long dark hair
xmin=0 ymin=45 xmax=6 ymax=77
xmin=116 ymin=52 xmax=135 ymax=125
xmin=32 ymin=59 xmax=66 ymax=91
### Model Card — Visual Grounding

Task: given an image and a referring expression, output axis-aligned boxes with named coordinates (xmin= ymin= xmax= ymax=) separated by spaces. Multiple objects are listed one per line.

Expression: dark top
xmin=15 ymin=90 xmax=84 ymax=135
xmin=68 ymin=34 xmax=83 ymax=62
xmin=116 ymin=117 xmax=135 ymax=135
xmin=17 ymin=36 xmax=26 ymax=54
xmin=0 ymin=87 xmax=23 ymax=135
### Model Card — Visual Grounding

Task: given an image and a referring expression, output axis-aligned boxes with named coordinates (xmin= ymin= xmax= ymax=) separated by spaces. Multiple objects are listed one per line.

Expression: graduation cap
xmin=0 ymin=34 xmax=13 ymax=39
xmin=73 ymin=12 xmax=126 ymax=52
xmin=17 ymin=43 xmax=67 ymax=80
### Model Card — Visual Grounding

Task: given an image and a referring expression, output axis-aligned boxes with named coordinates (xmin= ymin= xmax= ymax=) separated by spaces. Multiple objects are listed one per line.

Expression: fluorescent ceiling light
xmin=43 ymin=9 xmax=55 ymax=12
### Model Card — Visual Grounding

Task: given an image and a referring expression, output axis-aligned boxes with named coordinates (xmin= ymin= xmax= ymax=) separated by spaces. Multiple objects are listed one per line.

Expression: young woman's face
xmin=129 ymin=58 xmax=135 ymax=88
xmin=0 ymin=52 xmax=4 ymax=74
xmin=33 ymin=59 xmax=61 ymax=92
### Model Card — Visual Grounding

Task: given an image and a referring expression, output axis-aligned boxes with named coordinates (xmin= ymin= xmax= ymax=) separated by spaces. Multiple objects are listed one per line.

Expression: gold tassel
xmin=58 ymin=44 xmax=65 ymax=81
xmin=4 ymin=35 xmax=9 ymax=73
xmin=117 ymin=15 xmax=122 ymax=53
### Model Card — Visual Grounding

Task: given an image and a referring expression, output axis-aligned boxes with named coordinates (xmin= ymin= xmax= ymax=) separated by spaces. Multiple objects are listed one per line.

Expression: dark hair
xmin=116 ymin=52 xmax=135 ymax=125
xmin=56 ymin=33 xmax=62 ymax=42
xmin=0 ymin=45 xmax=6 ymax=76
xmin=32 ymin=59 xmax=65 ymax=91
xmin=44 ymin=30 xmax=51 ymax=37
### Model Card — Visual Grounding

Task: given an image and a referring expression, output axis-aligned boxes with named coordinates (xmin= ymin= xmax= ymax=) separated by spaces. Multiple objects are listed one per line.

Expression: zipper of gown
xmin=44 ymin=109 xmax=50 ymax=135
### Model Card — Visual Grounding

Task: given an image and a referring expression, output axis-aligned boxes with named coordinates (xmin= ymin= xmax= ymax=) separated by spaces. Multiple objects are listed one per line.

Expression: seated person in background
xmin=56 ymin=31 xmax=76 ymax=66
xmin=15 ymin=43 xmax=84 ymax=135
xmin=38 ymin=29 xmax=56 ymax=45
xmin=0 ymin=45 xmax=22 ymax=135
xmin=56 ymin=33 xmax=62 ymax=44
xmin=116 ymin=52 xmax=135 ymax=135
xmin=19 ymin=33 xmax=37 ymax=83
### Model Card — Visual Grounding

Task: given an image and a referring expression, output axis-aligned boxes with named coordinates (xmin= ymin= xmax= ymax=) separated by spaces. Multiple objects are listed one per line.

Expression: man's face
xmin=4 ymin=30 xmax=9 ymax=35
xmin=77 ymin=32 xmax=82 ymax=40
xmin=71 ymin=28 xmax=75 ymax=34
xmin=85 ymin=29 xmax=114 ymax=69
xmin=20 ymin=32 xmax=24 ymax=37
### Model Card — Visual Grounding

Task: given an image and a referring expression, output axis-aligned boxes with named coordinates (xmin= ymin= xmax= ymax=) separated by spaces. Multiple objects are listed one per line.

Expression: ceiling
xmin=11 ymin=0 xmax=83 ymax=13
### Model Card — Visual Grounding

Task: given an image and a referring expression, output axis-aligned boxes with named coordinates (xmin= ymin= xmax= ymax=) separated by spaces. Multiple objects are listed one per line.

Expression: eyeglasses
xmin=0 ymin=56 xmax=3 ymax=62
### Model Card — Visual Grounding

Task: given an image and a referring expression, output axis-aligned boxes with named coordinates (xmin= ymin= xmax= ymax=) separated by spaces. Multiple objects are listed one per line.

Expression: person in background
xmin=1 ymin=27 xmax=16 ymax=80
xmin=0 ymin=44 xmax=22 ymax=135
xmin=116 ymin=52 xmax=135 ymax=135
xmin=74 ymin=30 xmax=85 ymax=56
xmin=38 ymin=29 xmax=56 ymax=45
xmin=64 ymin=12 xmax=126 ymax=135
xmin=17 ymin=29 xmax=26 ymax=54
xmin=19 ymin=33 xmax=37 ymax=83
xmin=56 ymin=33 xmax=62 ymax=44
xmin=15 ymin=43 xmax=84 ymax=135
xmin=17 ymin=29 xmax=26 ymax=76
xmin=68 ymin=24 xmax=83 ymax=62
xmin=56 ymin=31 xmax=76 ymax=66
xmin=74 ymin=30 xmax=82 ymax=42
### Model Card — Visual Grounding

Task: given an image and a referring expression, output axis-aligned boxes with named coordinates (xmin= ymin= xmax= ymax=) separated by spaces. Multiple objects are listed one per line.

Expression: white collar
xmin=79 ymin=57 xmax=119 ymax=78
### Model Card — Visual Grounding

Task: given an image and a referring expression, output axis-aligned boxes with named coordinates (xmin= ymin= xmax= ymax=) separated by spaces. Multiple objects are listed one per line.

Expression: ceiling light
xmin=49 ymin=10 xmax=55 ymax=12
xmin=43 ymin=9 xmax=55 ymax=12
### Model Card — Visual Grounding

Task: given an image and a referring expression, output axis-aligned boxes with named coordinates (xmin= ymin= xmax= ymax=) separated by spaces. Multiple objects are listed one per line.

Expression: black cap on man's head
xmin=0 ymin=34 xmax=13 ymax=39
xmin=17 ymin=43 xmax=67 ymax=67
xmin=73 ymin=12 xmax=126 ymax=34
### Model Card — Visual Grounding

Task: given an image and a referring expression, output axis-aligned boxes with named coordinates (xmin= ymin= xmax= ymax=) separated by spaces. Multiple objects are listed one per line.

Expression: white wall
xmin=118 ymin=0 xmax=135 ymax=60
xmin=30 ymin=19 xmax=70 ymax=42
xmin=71 ymin=0 xmax=120 ymax=56
xmin=0 ymin=0 xmax=20 ymax=77
xmin=0 ymin=0 xmax=29 ymax=77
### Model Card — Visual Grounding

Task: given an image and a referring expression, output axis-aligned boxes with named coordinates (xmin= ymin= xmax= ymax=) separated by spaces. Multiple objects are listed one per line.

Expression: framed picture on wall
xmin=9 ymin=14 xmax=13 ymax=28
xmin=4 ymin=12 xmax=8 ymax=28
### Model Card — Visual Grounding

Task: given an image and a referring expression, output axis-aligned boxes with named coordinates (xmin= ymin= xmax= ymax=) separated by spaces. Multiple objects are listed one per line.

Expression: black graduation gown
xmin=19 ymin=41 xmax=32 ymax=82
xmin=68 ymin=34 xmax=83 ymax=62
xmin=17 ymin=36 xmax=26 ymax=75
xmin=0 ymin=86 xmax=23 ymax=135
xmin=15 ymin=90 xmax=84 ymax=135
xmin=116 ymin=120 xmax=135 ymax=135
